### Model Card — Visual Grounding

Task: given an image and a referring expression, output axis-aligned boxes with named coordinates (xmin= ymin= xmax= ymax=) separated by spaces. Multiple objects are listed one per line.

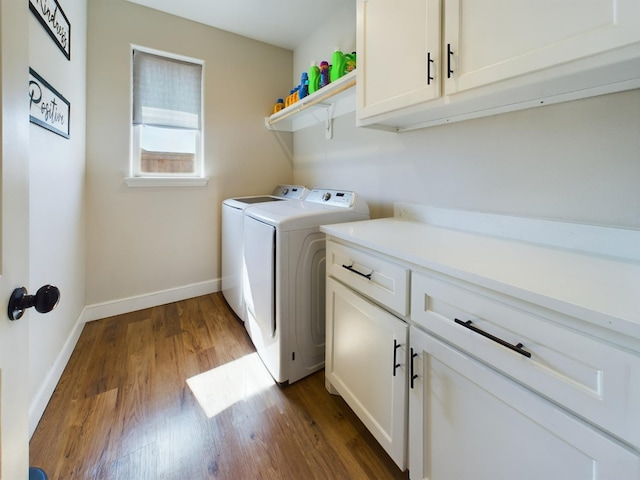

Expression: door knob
xmin=8 ymin=285 xmax=60 ymax=321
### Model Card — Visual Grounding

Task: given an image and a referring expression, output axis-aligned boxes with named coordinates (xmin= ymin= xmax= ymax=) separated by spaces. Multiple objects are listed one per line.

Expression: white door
xmin=0 ymin=0 xmax=31 ymax=478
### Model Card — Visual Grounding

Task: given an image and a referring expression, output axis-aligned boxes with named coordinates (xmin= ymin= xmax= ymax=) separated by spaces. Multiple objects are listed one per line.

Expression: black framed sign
xmin=29 ymin=68 xmax=71 ymax=139
xmin=29 ymin=0 xmax=71 ymax=60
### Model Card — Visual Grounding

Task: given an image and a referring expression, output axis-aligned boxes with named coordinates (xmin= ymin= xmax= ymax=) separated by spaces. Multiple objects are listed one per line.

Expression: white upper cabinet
xmin=357 ymin=0 xmax=441 ymax=120
xmin=356 ymin=0 xmax=640 ymax=130
xmin=445 ymin=0 xmax=640 ymax=94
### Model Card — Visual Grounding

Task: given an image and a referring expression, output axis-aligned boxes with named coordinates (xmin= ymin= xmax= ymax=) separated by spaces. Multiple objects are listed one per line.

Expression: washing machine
xmin=221 ymin=185 xmax=308 ymax=322
xmin=243 ymin=188 xmax=369 ymax=384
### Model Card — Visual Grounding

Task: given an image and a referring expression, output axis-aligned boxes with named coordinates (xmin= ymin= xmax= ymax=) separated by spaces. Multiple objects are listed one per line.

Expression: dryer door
xmin=244 ymin=216 xmax=276 ymax=338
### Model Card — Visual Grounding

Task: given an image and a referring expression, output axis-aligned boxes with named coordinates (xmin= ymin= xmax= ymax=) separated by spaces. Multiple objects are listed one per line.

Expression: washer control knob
xmin=322 ymin=192 xmax=332 ymax=202
xmin=282 ymin=188 xmax=289 ymax=195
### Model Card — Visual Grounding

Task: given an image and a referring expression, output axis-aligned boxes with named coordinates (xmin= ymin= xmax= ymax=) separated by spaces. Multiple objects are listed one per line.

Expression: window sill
xmin=124 ymin=176 xmax=209 ymax=187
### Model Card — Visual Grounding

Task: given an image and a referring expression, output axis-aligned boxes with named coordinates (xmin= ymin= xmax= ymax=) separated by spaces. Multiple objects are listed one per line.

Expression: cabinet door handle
xmin=447 ymin=43 xmax=454 ymax=78
xmin=454 ymin=319 xmax=532 ymax=358
xmin=427 ymin=52 xmax=434 ymax=85
xmin=410 ymin=348 xmax=418 ymax=388
xmin=393 ymin=339 xmax=402 ymax=376
xmin=342 ymin=263 xmax=372 ymax=280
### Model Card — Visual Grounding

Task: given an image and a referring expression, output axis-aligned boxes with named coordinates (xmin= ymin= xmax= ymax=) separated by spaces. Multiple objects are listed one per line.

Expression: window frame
xmin=127 ymin=45 xmax=208 ymax=187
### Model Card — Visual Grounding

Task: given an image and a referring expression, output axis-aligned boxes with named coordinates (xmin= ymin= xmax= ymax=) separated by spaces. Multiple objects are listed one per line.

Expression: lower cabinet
xmin=325 ymin=277 xmax=409 ymax=470
xmin=324 ymin=235 xmax=640 ymax=479
xmin=409 ymin=326 xmax=640 ymax=480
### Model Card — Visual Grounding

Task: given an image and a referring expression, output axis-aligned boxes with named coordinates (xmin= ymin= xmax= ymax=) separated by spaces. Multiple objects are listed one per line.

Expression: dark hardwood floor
xmin=30 ymin=293 xmax=408 ymax=479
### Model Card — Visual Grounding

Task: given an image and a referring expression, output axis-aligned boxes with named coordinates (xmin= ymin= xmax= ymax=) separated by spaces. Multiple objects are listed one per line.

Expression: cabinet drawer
xmin=327 ymin=240 xmax=409 ymax=316
xmin=411 ymin=271 xmax=640 ymax=449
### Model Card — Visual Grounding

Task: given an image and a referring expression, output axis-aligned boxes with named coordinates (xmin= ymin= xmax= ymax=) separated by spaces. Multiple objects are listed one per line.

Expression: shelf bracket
xmin=324 ymin=103 xmax=335 ymax=140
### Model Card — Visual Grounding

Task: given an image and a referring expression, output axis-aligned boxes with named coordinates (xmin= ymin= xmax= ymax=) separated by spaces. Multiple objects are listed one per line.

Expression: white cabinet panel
xmin=327 ymin=239 xmax=410 ymax=316
xmin=444 ymin=0 xmax=640 ymax=94
xmin=326 ymin=277 xmax=408 ymax=469
xmin=355 ymin=0 xmax=640 ymax=130
xmin=411 ymin=271 xmax=640 ymax=450
xmin=356 ymin=0 xmax=441 ymax=120
xmin=409 ymin=326 xmax=640 ymax=480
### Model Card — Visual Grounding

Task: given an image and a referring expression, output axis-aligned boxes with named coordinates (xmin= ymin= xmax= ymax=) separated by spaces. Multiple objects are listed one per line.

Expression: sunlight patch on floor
xmin=186 ymin=352 xmax=275 ymax=418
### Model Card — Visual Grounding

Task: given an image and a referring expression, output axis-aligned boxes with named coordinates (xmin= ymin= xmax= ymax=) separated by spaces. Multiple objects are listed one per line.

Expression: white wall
xmin=85 ymin=0 xmax=294 ymax=311
xmin=293 ymin=3 xmax=640 ymax=229
xmin=28 ymin=0 xmax=88 ymax=434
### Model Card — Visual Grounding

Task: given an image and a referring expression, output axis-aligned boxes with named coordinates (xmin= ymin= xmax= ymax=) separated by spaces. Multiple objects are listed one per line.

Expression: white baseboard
xmin=29 ymin=279 xmax=220 ymax=437
xmin=29 ymin=309 xmax=85 ymax=438
xmin=82 ymin=279 xmax=220 ymax=323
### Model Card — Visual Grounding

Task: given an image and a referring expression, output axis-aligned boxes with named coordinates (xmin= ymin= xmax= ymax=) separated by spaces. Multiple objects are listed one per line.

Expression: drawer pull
xmin=427 ymin=52 xmax=434 ymax=85
xmin=410 ymin=348 xmax=418 ymax=389
xmin=454 ymin=319 xmax=532 ymax=358
xmin=342 ymin=263 xmax=372 ymax=280
xmin=393 ymin=340 xmax=402 ymax=376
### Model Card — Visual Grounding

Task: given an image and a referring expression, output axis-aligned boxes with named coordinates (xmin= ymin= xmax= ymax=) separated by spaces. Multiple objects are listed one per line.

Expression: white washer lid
xmin=222 ymin=184 xmax=308 ymax=210
xmin=245 ymin=189 xmax=369 ymax=231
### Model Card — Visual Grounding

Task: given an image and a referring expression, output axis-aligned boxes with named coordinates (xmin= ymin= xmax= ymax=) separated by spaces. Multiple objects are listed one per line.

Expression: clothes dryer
xmin=221 ymin=185 xmax=308 ymax=321
xmin=243 ymin=188 xmax=369 ymax=384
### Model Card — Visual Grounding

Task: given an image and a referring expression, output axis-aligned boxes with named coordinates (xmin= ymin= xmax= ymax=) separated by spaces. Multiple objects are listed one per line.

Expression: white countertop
xmin=321 ymin=217 xmax=640 ymax=341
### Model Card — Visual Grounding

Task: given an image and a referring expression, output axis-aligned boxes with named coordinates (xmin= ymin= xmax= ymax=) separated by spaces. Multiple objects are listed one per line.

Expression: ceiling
xmin=126 ymin=0 xmax=349 ymax=50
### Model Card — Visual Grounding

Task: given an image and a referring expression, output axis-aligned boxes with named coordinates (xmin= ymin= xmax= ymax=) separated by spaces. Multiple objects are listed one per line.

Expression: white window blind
xmin=128 ymin=48 xmax=207 ymax=184
xmin=132 ymin=50 xmax=202 ymax=130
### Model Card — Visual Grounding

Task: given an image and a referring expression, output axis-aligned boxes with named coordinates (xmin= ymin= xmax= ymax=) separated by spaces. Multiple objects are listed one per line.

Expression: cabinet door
xmin=409 ymin=326 xmax=640 ymax=480
xmin=444 ymin=0 xmax=640 ymax=94
xmin=356 ymin=0 xmax=441 ymax=121
xmin=326 ymin=277 xmax=408 ymax=470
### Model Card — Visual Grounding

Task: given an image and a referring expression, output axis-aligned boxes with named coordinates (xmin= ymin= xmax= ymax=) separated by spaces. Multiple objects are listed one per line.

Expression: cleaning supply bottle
xmin=308 ymin=62 xmax=320 ymax=94
xmin=319 ymin=61 xmax=330 ymax=88
xmin=273 ymin=98 xmax=285 ymax=114
xmin=345 ymin=51 xmax=357 ymax=74
xmin=330 ymin=48 xmax=347 ymax=82
xmin=285 ymin=87 xmax=300 ymax=107
xmin=299 ymin=72 xmax=309 ymax=99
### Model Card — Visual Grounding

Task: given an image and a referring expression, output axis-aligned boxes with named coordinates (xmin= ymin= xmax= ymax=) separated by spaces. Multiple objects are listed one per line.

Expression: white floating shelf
xmin=265 ymin=70 xmax=356 ymax=138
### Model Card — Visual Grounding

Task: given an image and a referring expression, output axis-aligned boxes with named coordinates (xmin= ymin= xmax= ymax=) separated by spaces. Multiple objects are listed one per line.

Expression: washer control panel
xmin=271 ymin=184 xmax=308 ymax=199
xmin=306 ymin=189 xmax=355 ymax=208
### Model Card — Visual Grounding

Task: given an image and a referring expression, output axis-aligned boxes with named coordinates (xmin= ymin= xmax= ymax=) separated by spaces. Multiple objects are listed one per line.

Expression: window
xmin=131 ymin=48 xmax=204 ymax=181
